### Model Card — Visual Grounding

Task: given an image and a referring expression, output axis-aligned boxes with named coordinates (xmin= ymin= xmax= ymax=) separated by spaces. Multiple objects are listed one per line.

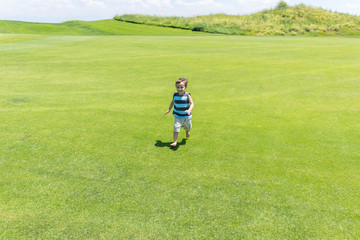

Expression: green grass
xmin=0 ymin=19 xmax=202 ymax=35
xmin=114 ymin=4 xmax=360 ymax=36
xmin=0 ymin=33 xmax=359 ymax=239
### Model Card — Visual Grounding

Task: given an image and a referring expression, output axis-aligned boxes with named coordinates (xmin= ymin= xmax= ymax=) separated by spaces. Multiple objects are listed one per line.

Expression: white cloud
xmin=172 ymin=0 xmax=223 ymax=16
xmin=176 ymin=0 xmax=222 ymax=7
xmin=88 ymin=0 xmax=107 ymax=8
xmin=343 ymin=3 xmax=360 ymax=15
xmin=238 ymin=0 xmax=278 ymax=3
xmin=128 ymin=0 xmax=147 ymax=6
xmin=237 ymin=0 xmax=279 ymax=11
xmin=76 ymin=0 xmax=108 ymax=8
xmin=53 ymin=0 xmax=76 ymax=9
xmin=345 ymin=3 xmax=360 ymax=9
xmin=146 ymin=0 xmax=172 ymax=7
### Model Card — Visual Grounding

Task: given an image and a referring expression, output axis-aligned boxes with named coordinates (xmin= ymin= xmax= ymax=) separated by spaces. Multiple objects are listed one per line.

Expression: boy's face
xmin=176 ymin=82 xmax=186 ymax=94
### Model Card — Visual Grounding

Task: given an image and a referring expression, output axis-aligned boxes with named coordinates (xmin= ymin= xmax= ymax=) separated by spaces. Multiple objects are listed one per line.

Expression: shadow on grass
xmin=155 ymin=139 xmax=187 ymax=151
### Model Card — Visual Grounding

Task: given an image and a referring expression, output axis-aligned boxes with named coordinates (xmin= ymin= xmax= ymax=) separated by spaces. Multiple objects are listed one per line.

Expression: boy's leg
xmin=171 ymin=132 xmax=179 ymax=147
xmin=184 ymin=119 xmax=192 ymax=138
xmin=171 ymin=117 xmax=181 ymax=146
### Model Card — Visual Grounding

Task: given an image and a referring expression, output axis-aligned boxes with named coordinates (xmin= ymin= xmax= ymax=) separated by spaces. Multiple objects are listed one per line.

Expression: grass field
xmin=0 ymin=33 xmax=359 ymax=239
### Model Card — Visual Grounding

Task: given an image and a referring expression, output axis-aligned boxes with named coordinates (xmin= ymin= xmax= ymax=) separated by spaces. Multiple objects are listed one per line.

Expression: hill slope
xmin=0 ymin=19 xmax=202 ymax=35
xmin=114 ymin=4 xmax=360 ymax=36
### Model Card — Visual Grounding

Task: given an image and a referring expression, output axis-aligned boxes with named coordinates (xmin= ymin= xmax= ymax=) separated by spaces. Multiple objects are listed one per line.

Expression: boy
xmin=165 ymin=78 xmax=194 ymax=147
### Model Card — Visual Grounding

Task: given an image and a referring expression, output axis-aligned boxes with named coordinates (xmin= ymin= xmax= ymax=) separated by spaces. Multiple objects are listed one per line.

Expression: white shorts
xmin=173 ymin=117 xmax=192 ymax=133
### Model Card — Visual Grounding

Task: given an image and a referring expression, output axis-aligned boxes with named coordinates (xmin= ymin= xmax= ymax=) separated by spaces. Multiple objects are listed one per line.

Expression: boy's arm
xmin=185 ymin=95 xmax=194 ymax=115
xmin=165 ymin=99 xmax=174 ymax=115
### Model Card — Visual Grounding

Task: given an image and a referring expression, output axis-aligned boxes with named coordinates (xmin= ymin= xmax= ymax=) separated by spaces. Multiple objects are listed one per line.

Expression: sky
xmin=1 ymin=0 xmax=360 ymax=23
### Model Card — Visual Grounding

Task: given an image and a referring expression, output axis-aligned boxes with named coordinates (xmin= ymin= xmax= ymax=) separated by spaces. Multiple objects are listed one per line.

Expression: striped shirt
xmin=173 ymin=92 xmax=192 ymax=119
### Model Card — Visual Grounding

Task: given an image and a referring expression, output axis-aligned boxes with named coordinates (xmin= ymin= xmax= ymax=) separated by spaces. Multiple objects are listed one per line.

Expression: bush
xmin=275 ymin=1 xmax=289 ymax=10
xmin=192 ymin=23 xmax=206 ymax=31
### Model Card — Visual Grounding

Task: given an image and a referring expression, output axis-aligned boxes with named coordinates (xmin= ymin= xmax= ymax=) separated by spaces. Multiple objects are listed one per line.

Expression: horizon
xmin=0 ymin=0 xmax=360 ymax=24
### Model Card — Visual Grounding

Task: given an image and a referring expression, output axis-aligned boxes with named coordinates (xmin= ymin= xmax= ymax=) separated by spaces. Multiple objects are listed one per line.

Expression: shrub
xmin=192 ymin=23 xmax=206 ymax=32
xmin=261 ymin=14 xmax=268 ymax=21
xmin=275 ymin=1 xmax=289 ymax=10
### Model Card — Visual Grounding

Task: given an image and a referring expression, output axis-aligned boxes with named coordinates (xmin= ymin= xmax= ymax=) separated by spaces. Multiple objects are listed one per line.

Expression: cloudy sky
xmin=1 ymin=0 xmax=360 ymax=23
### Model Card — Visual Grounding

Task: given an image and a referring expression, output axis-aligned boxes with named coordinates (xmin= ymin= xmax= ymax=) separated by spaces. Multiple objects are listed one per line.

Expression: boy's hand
xmin=165 ymin=110 xmax=170 ymax=115
xmin=185 ymin=110 xmax=191 ymax=115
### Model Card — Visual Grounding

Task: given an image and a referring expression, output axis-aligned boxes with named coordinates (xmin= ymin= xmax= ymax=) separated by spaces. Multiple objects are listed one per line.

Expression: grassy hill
xmin=114 ymin=3 xmax=360 ymax=36
xmin=2 ymin=3 xmax=359 ymax=37
xmin=0 ymin=19 xmax=202 ymax=35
